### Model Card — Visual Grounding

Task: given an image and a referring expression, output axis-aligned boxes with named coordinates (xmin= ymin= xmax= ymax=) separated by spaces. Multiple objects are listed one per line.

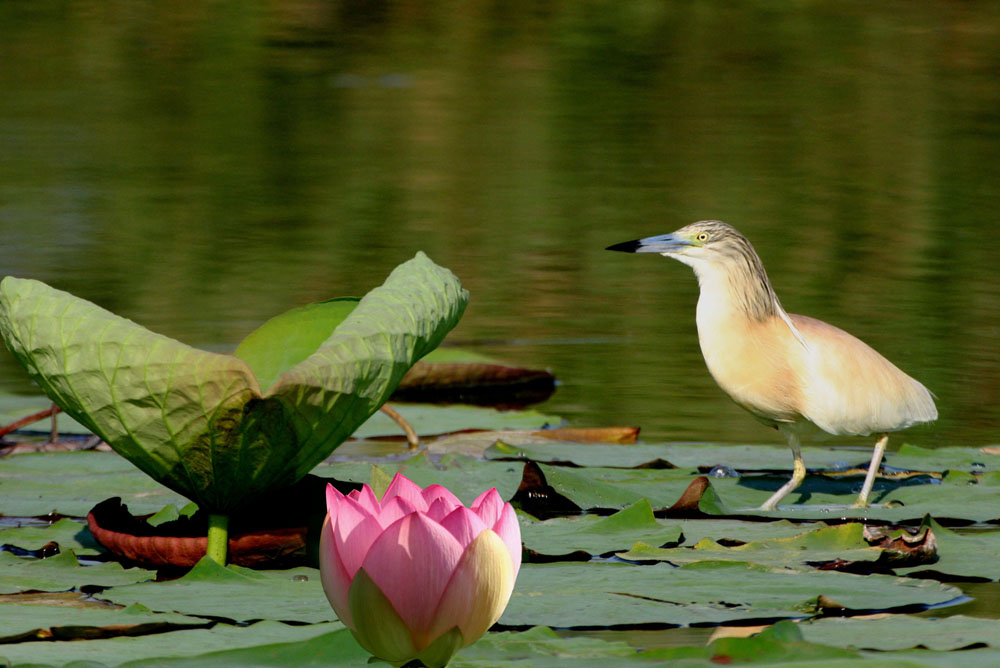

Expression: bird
xmin=606 ymin=220 xmax=937 ymax=510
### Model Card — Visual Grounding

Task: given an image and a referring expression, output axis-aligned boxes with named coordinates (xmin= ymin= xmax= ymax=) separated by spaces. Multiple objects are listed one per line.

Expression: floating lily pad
xmin=706 ymin=474 xmax=1000 ymax=523
xmin=485 ymin=441 xmax=1000 ymax=478
xmin=0 ymin=621 xmax=347 ymax=668
xmin=887 ymin=445 xmax=1000 ymax=474
xmin=535 ymin=465 xmax=699 ymax=510
xmin=800 ymin=615 xmax=1000 ymax=651
xmin=520 ymin=500 xmax=683 ymax=557
xmin=0 ymin=551 xmax=154 ymax=594
xmin=617 ymin=523 xmax=883 ymax=569
xmin=0 ymin=601 xmax=207 ymax=643
xmin=102 ymin=558 xmax=332 ymax=624
xmin=0 ymin=518 xmax=100 ymax=556
xmin=451 ymin=626 xmax=654 ymax=667
xmin=663 ymin=519 xmax=823 ymax=546
xmin=484 ymin=441 xmax=865 ymax=472
xmin=501 ymin=561 xmax=960 ymax=627
xmin=0 ymin=452 xmax=189 ymax=517
xmin=485 ymin=441 xmax=684 ymax=469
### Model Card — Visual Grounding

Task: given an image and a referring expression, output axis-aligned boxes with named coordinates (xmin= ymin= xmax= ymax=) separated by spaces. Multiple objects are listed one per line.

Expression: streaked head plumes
xmin=607 ymin=220 xmax=782 ymax=321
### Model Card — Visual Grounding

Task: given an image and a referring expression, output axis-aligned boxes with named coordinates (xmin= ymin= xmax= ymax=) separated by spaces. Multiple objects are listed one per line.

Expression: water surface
xmin=1 ymin=1 xmax=998 ymax=449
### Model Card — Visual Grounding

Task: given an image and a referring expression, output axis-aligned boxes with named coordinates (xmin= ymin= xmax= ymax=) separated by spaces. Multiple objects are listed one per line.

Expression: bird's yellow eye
xmin=696 ymin=232 xmax=710 ymax=242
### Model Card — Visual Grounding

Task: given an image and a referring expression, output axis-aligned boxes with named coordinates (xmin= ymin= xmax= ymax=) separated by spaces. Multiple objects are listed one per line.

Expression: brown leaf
xmin=531 ymin=426 xmax=640 ymax=444
xmin=864 ymin=524 xmax=938 ymax=569
xmin=86 ymin=475 xmax=343 ymax=568
xmin=815 ymin=594 xmax=850 ymax=615
xmin=667 ymin=476 xmax=711 ymax=513
xmin=392 ymin=361 xmax=556 ymax=407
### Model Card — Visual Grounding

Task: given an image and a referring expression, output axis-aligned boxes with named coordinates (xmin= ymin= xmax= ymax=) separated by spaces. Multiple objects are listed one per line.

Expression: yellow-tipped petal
xmin=428 ymin=529 xmax=516 ymax=646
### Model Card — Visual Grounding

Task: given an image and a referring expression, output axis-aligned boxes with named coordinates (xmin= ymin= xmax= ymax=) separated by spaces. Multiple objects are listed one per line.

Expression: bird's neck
xmin=691 ymin=259 xmax=782 ymax=325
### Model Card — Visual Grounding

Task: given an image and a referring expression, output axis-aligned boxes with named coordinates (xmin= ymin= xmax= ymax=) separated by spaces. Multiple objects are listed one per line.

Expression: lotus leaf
xmin=0 ymin=252 xmax=467 ymax=515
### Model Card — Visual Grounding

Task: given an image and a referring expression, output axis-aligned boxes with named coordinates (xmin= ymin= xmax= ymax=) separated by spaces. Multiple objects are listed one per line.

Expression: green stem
xmin=206 ymin=513 xmax=229 ymax=564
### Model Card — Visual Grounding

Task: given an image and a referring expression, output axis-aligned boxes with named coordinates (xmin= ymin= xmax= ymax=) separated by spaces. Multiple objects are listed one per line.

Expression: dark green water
xmin=1 ymin=1 xmax=999 ymax=448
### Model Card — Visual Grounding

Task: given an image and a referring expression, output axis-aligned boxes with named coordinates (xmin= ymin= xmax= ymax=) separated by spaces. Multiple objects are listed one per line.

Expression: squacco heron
xmin=607 ymin=221 xmax=937 ymax=510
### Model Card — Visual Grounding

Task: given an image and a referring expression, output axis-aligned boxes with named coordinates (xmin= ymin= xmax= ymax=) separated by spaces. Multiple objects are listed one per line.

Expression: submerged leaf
xmin=0 ymin=253 xmax=467 ymax=512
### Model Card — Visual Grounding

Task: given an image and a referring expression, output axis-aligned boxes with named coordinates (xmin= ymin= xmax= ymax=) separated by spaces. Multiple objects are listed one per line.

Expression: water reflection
xmin=0 ymin=1 xmax=998 ymax=447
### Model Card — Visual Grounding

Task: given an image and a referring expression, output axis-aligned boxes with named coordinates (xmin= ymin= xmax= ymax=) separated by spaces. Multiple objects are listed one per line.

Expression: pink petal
xmin=319 ymin=512 xmax=355 ymax=629
xmin=439 ymin=506 xmax=488 ymax=549
xmin=378 ymin=495 xmax=419 ymax=528
xmin=470 ymin=488 xmax=504 ymax=527
xmin=425 ymin=497 xmax=455 ymax=523
xmin=381 ymin=473 xmax=429 ymax=512
xmin=331 ymin=492 xmax=369 ymax=545
xmin=349 ymin=484 xmax=381 ymax=515
xmin=362 ymin=513 xmax=464 ymax=642
xmin=335 ymin=512 xmax=384 ymax=578
xmin=490 ymin=502 xmax=522 ymax=576
xmin=326 ymin=483 xmax=346 ymax=515
xmin=331 ymin=493 xmax=384 ymax=578
xmin=421 ymin=484 xmax=462 ymax=510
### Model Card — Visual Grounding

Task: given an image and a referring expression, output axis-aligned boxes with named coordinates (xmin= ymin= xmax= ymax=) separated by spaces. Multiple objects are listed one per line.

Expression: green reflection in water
xmin=1 ymin=1 xmax=998 ymax=448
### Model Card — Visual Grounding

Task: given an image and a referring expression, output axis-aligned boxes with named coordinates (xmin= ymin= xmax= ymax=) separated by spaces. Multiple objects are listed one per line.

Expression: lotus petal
xmin=428 ymin=529 xmax=516 ymax=646
xmin=381 ymin=473 xmax=429 ymax=512
xmin=361 ymin=513 xmax=464 ymax=646
xmin=439 ymin=506 xmax=489 ymax=549
xmin=319 ymin=513 xmax=354 ymax=628
xmin=422 ymin=484 xmax=462 ymax=509
xmin=471 ymin=487 xmax=505 ymax=527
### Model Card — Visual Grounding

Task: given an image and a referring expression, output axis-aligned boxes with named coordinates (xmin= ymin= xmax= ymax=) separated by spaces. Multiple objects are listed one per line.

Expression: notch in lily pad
xmin=0 ymin=252 xmax=468 ymax=564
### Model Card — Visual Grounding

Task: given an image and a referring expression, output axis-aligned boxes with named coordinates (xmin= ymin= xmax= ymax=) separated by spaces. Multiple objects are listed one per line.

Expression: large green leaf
xmin=101 ymin=558 xmax=332 ymax=624
xmin=232 ymin=298 xmax=360 ymax=392
xmin=0 ymin=253 xmax=467 ymax=512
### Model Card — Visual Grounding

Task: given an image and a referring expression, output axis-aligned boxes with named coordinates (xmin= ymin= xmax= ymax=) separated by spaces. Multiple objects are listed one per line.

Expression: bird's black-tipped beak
xmin=605 ymin=239 xmax=643 ymax=253
xmin=606 ymin=233 xmax=691 ymax=254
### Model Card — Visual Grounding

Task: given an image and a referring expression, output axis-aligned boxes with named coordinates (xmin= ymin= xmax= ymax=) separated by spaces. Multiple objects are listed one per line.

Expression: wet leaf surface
xmin=500 ymin=561 xmax=960 ymax=627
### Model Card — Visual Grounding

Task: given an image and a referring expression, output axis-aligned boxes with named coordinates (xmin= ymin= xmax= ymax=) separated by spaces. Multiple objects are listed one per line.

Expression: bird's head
xmin=607 ymin=220 xmax=781 ymax=319
xmin=606 ymin=220 xmax=752 ymax=269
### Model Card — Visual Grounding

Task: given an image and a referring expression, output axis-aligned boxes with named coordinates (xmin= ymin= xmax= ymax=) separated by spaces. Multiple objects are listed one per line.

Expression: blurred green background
xmin=1 ymin=1 xmax=998 ymax=448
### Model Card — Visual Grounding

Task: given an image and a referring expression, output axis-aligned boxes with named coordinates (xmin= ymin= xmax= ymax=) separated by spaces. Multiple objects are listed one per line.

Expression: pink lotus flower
xmin=319 ymin=473 xmax=522 ymax=667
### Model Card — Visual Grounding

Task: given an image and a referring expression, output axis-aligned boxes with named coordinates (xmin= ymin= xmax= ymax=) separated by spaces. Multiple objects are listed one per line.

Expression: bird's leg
xmin=759 ymin=428 xmax=806 ymax=511
xmin=853 ymin=433 xmax=889 ymax=508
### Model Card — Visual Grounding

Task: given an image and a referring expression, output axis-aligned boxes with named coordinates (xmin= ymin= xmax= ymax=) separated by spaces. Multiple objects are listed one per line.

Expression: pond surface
xmin=1 ymin=1 xmax=999 ymax=449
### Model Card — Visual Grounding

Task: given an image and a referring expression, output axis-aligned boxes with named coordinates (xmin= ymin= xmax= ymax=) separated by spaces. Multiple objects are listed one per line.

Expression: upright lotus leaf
xmin=233 ymin=297 xmax=360 ymax=391
xmin=0 ymin=252 xmax=467 ymax=517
